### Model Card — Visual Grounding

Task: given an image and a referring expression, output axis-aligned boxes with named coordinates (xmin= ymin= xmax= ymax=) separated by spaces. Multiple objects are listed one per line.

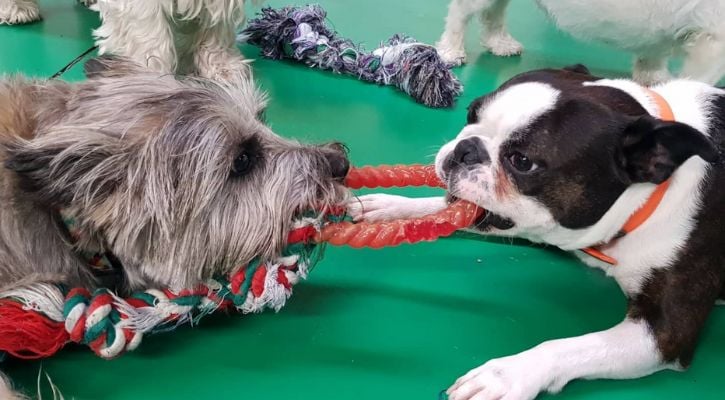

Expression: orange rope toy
xmin=318 ymin=164 xmax=484 ymax=248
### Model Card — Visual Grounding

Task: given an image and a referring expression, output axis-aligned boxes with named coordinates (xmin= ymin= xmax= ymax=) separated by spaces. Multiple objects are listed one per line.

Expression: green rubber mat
xmin=1 ymin=1 xmax=722 ymax=399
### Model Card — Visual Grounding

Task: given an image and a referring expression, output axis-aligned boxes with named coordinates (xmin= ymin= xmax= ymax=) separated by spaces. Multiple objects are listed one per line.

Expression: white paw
xmin=0 ymin=1 xmax=41 ymax=25
xmin=346 ymin=194 xmax=417 ymax=222
xmin=484 ymin=33 xmax=523 ymax=57
xmin=436 ymin=42 xmax=467 ymax=66
xmin=447 ymin=356 xmax=551 ymax=400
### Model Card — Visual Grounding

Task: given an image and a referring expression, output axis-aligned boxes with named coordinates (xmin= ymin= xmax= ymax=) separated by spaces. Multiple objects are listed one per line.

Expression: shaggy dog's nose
xmin=324 ymin=143 xmax=350 ymax=179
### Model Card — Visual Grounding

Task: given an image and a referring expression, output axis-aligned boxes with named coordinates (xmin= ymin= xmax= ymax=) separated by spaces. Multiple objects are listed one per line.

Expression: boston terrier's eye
xmin=507 ymin=151 xmax=539 ymax=173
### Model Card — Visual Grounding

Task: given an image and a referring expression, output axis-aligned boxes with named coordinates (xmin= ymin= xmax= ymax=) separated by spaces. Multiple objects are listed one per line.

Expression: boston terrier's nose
xmin=452 ymin=137 xmax=489 ymax=166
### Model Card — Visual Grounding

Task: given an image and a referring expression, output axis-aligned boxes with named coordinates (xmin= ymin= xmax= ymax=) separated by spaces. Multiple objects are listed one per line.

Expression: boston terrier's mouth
xmin=446 ymin=194 xmax=515 ymax=231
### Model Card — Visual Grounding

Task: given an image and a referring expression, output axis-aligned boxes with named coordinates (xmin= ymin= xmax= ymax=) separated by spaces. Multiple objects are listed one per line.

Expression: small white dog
xmin=436 ymin=0 xmax=725 ymax=85
xmin=0 ymin=0 xmax=249 ymax=83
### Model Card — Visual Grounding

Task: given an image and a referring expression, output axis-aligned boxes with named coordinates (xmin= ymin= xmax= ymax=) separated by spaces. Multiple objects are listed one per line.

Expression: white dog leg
xmin=347 ymin=195 xmax=447 ymax=222
xmin=632 ymin=53 xmax=671 ymax=86
xmin=93 ymin=0 xmax=177 ymax=74
xmin=681 ymin=33 xmax=725 ymax=85
xmin=193 ymin=21 xmax=251 ymax=85
xmin=0 ymin=0 xmax=40 ymax=25
xmin=436 ymin=0 xmax=497 ymax=66
xmin=479 ymin=0 xmax=522 ymax=57
xmin=448 ymin=319 xmax=670 ymax=400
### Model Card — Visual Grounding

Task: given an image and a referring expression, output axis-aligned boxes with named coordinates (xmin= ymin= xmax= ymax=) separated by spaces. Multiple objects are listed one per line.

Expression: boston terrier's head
xmin=436 ymin=65 xmax=718 ymax=246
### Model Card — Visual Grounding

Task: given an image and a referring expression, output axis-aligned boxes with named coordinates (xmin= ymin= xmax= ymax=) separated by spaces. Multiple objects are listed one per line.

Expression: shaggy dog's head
xmin=4 ymin=56 xmax=349 ymax=289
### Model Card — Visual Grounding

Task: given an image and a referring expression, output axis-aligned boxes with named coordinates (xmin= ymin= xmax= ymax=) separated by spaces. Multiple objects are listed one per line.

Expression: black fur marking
xmin=495 ymin=98 xmax=633 ymax=229
xmin=467 ymin=96 xmax=487 ymax=124
xmin=451 ymin=137 xmax=490 ymax=167
xmin=626 ymin=93 xmax=725 ymax=367
xmin=620 ymin=116 xmax=718 ymax=184
xmin=460 ymin=68 xmax=719 ymax=229
xmin=562 ymin=63 xmax=591 ymax=75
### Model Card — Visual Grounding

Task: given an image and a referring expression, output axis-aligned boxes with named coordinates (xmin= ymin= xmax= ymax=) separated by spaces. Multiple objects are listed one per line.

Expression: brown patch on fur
xmin=0 ymin=79 xmax=38 ymax=141
xmin=493 ymin=166 xmax=515 ymax=200
xmin=543 ymin=179 xmax=586 ymax=219
xmin=628 ymin=251 xmax=724 ymax=367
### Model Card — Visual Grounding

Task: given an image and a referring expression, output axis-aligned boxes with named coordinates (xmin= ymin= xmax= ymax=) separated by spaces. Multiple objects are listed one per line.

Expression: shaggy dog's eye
xmin=507 ymin=151 xmax=539 ymax=173
xmin=231 ymin=151 xmax=254 ymax=177
xmin=231 ymin=139 xmax=261 ymax=177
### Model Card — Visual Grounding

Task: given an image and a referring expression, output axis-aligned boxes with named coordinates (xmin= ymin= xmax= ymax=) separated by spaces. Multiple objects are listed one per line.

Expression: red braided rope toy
xmin=0 ymin=164 xmax=483 ymax=360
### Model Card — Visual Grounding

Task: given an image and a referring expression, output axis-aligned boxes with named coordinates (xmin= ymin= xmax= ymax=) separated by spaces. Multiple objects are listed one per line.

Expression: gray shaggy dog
xmin=0 ymin=56 xmax=349 ymax=398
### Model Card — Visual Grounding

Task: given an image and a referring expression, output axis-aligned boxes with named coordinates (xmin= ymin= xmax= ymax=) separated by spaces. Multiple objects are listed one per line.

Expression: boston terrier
xmin=348 ymin=64 xmax=725 ymax=400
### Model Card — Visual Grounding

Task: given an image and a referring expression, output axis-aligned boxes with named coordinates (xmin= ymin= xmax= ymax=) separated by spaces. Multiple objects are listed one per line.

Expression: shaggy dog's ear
xmin=4 ymin=132 xmax=127 ymax=208
xmin=84 ymin=55 xmax=149 ymax=79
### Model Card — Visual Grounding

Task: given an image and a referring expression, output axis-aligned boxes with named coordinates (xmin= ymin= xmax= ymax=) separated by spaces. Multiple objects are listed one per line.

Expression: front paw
xmin=436 ymin=41 xmax=467 ymax=66
xmin=484 ymin=33 xmax=523 ymax=57
xmin=346 ymin=194 xmax=414 ymax=222
xmin=447 ymin=356 xmax=551 ymax=400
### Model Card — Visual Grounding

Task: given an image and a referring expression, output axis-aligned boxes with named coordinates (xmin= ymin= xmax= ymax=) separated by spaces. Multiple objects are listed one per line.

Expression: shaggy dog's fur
xmin=0 ymin=56 xmax=349 ymax=398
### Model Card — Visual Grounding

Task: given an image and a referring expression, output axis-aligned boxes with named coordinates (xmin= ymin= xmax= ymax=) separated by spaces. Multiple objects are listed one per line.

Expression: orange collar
xmin=581 ymin=88 xmax=674 ymax=265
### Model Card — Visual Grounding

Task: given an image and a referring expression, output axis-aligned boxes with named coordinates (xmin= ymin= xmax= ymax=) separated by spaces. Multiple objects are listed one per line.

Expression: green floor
xmin=1 ymin=1 xmax=723 ymax=399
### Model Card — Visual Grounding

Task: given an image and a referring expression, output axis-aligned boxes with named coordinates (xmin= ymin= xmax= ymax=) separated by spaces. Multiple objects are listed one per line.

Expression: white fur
xmin=0 ymin=0 xmax=97 ymax=25
xmin=347 ymin=194 xmax=446 ymax=222
xmin=0 ymin=0 xmax=40 ymax=25
xmin=437 ymin=0 xmax=725 ymax=84
xmin=0 ymin=0 xmax=249 ymax=82
xmin=93 ymin=0 xmax=249 ymax=84
xmin=447 ymin=319 xmax=672 ymax=400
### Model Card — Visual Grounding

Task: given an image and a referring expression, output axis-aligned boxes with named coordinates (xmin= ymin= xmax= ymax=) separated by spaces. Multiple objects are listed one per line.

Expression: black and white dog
xmin=349 ymin=64 xmax=725 ymax=399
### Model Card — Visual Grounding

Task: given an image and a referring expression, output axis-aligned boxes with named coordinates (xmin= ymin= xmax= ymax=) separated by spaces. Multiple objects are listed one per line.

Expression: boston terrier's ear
xmin=562 ymin=64 xmax=591 ymax=75
xmin=619 ymin=115 xmax=718 ymax=184
xmin=466 ymin=96 xmax=486 ymax=124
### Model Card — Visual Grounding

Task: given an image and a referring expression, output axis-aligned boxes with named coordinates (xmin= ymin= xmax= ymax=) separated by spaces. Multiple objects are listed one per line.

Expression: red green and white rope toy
xmin=0 ymin=164 xmax=483 ymax=360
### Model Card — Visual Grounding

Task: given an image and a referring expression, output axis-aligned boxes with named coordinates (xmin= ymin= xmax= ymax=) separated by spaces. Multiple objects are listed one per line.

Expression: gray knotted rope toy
xmin=239 ymin=4 xmax=463 ymax=108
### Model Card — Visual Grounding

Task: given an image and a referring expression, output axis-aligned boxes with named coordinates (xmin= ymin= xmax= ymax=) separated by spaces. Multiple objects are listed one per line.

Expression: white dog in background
xmin=436 ymin=0 xmax=725 ymax=85
xmin=0 ymin=0 xmax=249 ymax=83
